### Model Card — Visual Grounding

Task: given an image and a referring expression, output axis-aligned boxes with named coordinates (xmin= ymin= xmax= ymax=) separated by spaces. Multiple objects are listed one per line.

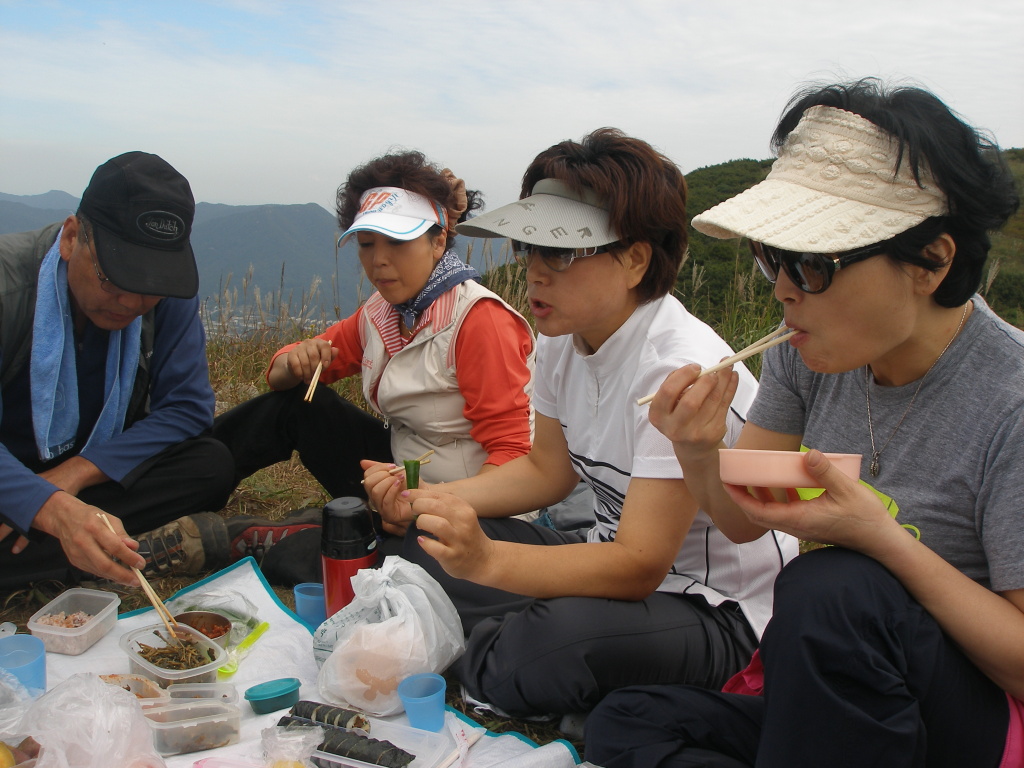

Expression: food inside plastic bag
xmin=313 ymin=557 xmax=464 ymax=717
xmin=261 ymin=723 xmax=324 ymax=768
xmin=14 ymin=673 xmax=165 ymax=768
xmin=0 ymin=734 xmax=38 ymax=766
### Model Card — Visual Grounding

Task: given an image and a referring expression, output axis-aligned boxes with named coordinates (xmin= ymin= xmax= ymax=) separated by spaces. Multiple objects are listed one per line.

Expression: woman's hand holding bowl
xmin=723 ymin=449 xmax=901 ymax=556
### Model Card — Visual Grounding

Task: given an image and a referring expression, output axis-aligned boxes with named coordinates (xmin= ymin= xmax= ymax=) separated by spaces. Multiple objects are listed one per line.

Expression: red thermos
xmin=320 ymin=497 xmax=379 ymax=617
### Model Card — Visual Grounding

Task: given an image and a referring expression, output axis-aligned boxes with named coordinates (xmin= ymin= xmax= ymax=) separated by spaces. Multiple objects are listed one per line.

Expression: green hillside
xmin=681 ymin=150 xmax=1024 ymax=328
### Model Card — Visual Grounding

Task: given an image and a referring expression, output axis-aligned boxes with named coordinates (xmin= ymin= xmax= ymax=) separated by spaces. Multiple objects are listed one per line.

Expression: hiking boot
xmin=225 ymin=507 xmax=322 ymax=563
xmin=136 ymin=512 xmax=230 ymax=578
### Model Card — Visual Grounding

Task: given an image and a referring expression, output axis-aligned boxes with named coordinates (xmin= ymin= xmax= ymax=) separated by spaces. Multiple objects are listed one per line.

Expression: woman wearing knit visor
xmin=206 ymin=152 xmax=534 ymax=577
xmin=364 ymin=129 xmax=796 ymax=721
xmin=585 ymin=80 xmax=1024 ymax=768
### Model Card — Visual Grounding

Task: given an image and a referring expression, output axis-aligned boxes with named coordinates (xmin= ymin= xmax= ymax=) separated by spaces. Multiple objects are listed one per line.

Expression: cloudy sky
xmin=2 ymin=1 xmax=1022 ymax=213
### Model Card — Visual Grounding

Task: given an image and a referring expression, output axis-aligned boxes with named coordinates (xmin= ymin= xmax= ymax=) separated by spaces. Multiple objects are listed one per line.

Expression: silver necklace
xmin=865 ymin=303 xmax=969 ymax=477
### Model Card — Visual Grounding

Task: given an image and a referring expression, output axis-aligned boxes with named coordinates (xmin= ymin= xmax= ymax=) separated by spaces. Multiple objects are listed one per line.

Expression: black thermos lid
xmin=321 ymin=497 xmax=377 ymax=560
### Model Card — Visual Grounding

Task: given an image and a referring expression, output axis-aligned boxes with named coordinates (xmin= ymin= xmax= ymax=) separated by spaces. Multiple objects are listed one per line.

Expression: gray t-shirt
xmin=748 ymin=296 xmax=1024 ymax=593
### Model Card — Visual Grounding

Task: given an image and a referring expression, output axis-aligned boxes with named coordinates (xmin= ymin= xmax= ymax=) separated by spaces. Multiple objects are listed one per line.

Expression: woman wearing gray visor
xmin=365 ymin=129 xmax=795 ymax=721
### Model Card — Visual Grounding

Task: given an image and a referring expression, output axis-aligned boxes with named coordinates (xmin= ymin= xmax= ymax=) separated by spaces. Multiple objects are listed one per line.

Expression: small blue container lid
xmin=243 ymin=677 xmax=300 ymax=714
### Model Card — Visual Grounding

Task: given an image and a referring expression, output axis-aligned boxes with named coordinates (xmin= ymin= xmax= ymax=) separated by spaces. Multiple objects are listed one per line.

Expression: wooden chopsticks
xmin=303 ymin=340 xmax=332 ymax=403
xmin=97 ymin=513 xmax=181 ymax=639
xmin=637 ymin=327 xmax=796 ymax=406
xmin=697 ymin=328 xmax=797 ymax=378
xmin=388 ymin=449 xmax=435 ymax=475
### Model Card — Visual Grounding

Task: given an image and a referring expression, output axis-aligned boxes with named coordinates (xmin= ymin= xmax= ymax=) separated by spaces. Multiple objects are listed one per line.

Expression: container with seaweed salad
xmin=119 ymin=623 xmax=227 ymax=687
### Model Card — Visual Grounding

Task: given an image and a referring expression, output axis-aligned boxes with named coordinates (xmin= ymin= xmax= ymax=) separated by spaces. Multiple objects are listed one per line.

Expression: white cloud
xmin=1 ymin=0 xmax=1021 ymax=209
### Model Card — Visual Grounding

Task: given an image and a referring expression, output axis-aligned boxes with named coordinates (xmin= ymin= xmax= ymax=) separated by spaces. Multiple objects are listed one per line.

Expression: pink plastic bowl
xmin=719 ymin=449 xmax=862 ymax=489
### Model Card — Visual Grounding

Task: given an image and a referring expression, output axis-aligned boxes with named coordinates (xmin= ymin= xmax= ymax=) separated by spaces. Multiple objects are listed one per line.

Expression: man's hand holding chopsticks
xmin=32 ymin=495 xmax=144 ymax=586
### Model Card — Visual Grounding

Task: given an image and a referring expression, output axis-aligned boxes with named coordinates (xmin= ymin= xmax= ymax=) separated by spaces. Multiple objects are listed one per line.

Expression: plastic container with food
xmin=100 ymin=673 xmax=171 ymax=710
xmin=119 ymin=623 xmax=226 ymax=687
xmin=27 ymin=587 xmax=120 ymax=655
xmin=144 ymin=699 xmax=241 ymax=756
xmin=168 ymin=681 xmax=238 ymax=704
xmin=719 ymin=449 xmax=862 ymax=490
xmin=172 ymin=611 xmax=232 ymax=648
xmin=309 ymin=717 xmax=450 ymax=768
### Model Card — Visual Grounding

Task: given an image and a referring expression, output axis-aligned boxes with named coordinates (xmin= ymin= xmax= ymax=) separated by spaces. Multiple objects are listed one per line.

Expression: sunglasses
xmin=511 ymin=241 xmax=620 ymax=273
xmin=748 ymin=240 xmax=888 ymax=294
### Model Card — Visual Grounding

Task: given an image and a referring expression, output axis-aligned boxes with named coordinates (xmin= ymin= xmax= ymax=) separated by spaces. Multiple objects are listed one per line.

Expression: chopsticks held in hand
xmin=97 ymin=513 xmax=181 ymax=639
xmin=303 ymin=340 xmax=332 ymax=403
xmin=388 ymin=449 xmax=435 ymax=475
xmin=637 ymin=327 xmax=796 ymax=406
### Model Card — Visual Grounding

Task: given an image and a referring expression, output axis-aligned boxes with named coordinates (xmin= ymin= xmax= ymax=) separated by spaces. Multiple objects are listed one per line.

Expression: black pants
xmin=584 ymin=547 xmax=1010 ymax=768
xmin=211 ymin=386 xmax=393 ymax=501
xmin=402 ymin=517 xmax=758 ymax=717
xmin=0 ymin=436 xmax=235 ymax=590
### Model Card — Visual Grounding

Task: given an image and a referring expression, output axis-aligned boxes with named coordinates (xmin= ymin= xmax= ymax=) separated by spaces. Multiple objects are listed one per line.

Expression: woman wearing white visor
xmin=208 ymin=152 xmax=535 ymax=576
xmin=365 ymin=129 xmax=796 ymax=720
xmin=586 ymin=79 xmax=1023 ymax=768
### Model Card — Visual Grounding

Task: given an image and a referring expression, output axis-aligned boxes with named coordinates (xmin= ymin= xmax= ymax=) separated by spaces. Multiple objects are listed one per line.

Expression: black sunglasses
xmin=748 ymin=240 xmax=888 ymax=294
xmin=511 ymin=241 xmax=620 ymax=273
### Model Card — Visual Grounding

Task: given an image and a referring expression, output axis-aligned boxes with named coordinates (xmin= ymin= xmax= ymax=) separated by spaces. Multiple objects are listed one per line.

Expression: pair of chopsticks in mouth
xmin=98 ymin=513 xmax=182 ymax=640
xmin=636 ymin=326 xmax=796 ymax=406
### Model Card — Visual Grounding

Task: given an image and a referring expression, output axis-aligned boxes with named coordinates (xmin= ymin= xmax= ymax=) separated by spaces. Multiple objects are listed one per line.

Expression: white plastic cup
xmin=397 ymin=672 xmax=446 ymax=732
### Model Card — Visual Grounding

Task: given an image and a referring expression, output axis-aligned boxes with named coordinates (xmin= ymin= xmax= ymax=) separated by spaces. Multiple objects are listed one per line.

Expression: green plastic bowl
xmin=243 ymin=677 xmax=300 ymax=714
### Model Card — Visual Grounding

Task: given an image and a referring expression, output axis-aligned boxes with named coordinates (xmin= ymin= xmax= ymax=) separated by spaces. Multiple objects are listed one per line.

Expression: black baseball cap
xmin=79 ymin=151 xmax=199 ymax=299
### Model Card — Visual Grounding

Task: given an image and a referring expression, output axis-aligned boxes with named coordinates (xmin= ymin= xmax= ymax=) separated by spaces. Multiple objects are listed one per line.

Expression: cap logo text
xmin=137 ymin=211 xmax=185 ymax=241
xmin=358 ymin=191 xmax=399 ymax=214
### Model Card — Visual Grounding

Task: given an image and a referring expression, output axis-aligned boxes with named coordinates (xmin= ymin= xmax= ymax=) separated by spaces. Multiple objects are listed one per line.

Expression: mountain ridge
xmin=0 ymin=194 xmax=362 ymax=318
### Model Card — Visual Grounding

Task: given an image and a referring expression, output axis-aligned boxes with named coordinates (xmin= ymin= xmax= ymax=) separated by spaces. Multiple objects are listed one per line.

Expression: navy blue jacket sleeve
xmin=0 ymin=348 xmax=64 ymax=532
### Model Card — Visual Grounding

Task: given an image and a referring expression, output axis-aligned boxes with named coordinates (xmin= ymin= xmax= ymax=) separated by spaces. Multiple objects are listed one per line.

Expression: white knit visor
xmin=691 ymin=105 xmax=949 ymax=252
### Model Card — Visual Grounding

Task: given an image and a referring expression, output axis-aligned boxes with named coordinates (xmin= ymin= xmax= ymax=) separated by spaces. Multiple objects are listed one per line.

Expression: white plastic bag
xmin=313 ymin=556 xmax=465 ymax=716
xmin=16 ymin=673 xmax=165 ymax=768
xmin=0 ymin=668 xmax=32 ymax=744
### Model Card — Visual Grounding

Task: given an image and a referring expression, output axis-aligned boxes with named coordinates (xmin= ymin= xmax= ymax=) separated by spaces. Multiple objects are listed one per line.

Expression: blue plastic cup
xmin=0 ymin=634 xmax=46 ymax=693
xmin=397 ymin=672 xmax=446 ymax=731
xmin=293 ymin=582 xmax=326 ymax=629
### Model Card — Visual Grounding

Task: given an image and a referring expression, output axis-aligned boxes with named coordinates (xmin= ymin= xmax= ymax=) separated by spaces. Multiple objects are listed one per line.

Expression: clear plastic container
xmin=310 ymin=718 xmax=450 ymax=768
xmin=28 ymin=587 xmax=120 ymax=655
xmin=119 ymin=623 xmax=226 ymax=687
xmin=144 ymin=700 xmax=241 ymax=756
xmin=100 ymin=673 xmax=171 ymax=710
xmin=167 ymin=681 xmax=238 ymax=704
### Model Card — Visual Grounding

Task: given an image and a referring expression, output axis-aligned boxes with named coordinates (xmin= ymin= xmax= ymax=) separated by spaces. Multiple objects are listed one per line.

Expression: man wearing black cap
xmin=0 ymin=151 xmax=238 ymax=588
